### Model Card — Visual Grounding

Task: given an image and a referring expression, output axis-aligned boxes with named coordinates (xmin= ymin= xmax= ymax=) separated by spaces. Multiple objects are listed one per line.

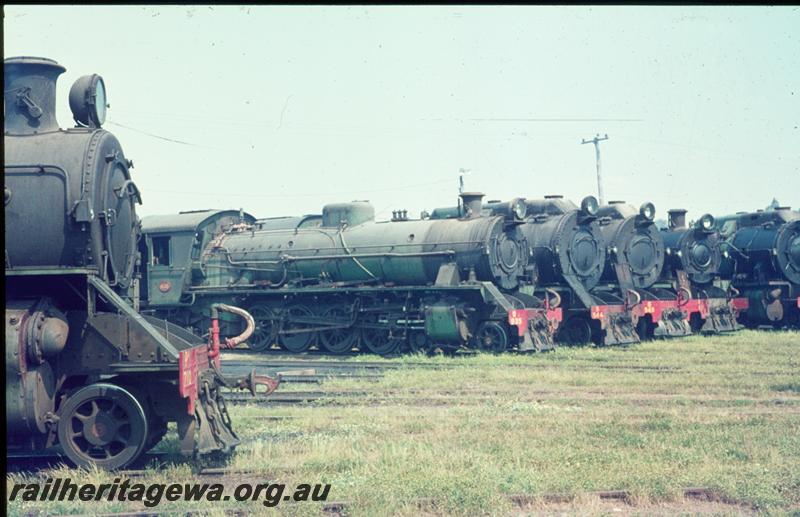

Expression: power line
xmin=144 ymin=178 xmax=455 ymax=199
xmin=106 ymin=121 xmax=215 ymax=149
xmin=469 ymin=118 xmax=643 ymax=122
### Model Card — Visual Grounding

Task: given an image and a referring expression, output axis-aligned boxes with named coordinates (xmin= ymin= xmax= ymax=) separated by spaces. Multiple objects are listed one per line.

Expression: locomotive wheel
xmin=318 ymin=307 xmax=357 ymax=354
xmin=360 ymin=315 xmax=404 ymax=355
xmin=279 ymin=305 xmax=316 ymax=353
xmin=557 ymin=316 xmax=593 ymax=346
xmin=474 ymin=321 xmax=508 ymax=353
xmin=407 ymin=330 xmax=432 ymax=355
xmin=57 ymin=383 xmax=148 ymax=470
xmin=248 ymin=305 xmax=277 ymax=352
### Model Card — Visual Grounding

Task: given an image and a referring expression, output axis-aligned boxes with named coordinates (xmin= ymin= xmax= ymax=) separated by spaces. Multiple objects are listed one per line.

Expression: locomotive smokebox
xmin=4 ymin=57 xmax=65 ymax=135
xmin=460 ymin=192 xmax=485 ymax=219
xmin=668 ymin=209 xmax=688 ymax=230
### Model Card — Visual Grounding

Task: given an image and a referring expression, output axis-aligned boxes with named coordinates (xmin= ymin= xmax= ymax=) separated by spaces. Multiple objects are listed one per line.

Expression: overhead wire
xmin=144 ymin=178 xmax=455 ymax=199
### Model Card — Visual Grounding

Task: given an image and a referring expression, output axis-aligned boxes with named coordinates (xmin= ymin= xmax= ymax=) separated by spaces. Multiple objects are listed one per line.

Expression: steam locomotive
xmin=4 ymin=57 xmax=275 ymax=470
xmin=432 ymin=196 xmax=747 ymax=345
xmin=658 ymin=209 xmax=743 ymax=334
xmin=715 ymin=207 xmax=800 ymax=327
xmin=138 ymin=193 xmax=563 ymax=355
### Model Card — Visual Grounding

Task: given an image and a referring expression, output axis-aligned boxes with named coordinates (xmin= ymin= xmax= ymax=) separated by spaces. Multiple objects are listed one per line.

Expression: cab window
xmin=152 ymin=236 xmax=171 ymax=266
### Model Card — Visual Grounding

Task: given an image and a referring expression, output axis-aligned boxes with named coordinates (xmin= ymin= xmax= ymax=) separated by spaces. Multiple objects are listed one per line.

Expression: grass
xmin=7 ymin=330 xmax=800 ymax=516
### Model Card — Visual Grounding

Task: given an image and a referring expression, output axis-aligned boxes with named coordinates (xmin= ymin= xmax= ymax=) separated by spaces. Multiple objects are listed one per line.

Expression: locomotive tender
xmin=140 ymin=193 xmax=563 ymax=355
xmin=4 ymin=57 xmax=274 ymax=470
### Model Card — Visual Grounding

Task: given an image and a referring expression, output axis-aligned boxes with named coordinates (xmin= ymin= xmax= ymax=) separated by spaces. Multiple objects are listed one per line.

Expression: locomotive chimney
xmin=4 ymin=56 xmax=66 ymax=135
xmin=668 ymin=209 xmax=688 ymax=230
xmin=460 ymin=192 xmax=485 ymax=219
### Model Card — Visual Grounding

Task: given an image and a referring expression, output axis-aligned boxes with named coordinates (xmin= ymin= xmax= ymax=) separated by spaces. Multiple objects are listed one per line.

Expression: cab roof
xmin=141 ymin=209 xmax=255 ymax=234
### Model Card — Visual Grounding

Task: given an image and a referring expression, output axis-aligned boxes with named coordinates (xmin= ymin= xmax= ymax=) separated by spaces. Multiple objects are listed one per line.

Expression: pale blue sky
xmin=5 ymin=6 xmax=799 ymax=221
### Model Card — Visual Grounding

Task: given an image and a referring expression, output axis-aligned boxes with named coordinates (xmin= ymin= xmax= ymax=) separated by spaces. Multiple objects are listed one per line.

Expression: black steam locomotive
xmin=432 ymin=196 xmax=748 ymax=346
xmin=715 ymin=207 xmax=800 ymax=327
xmin=4 ymin=57 xmax=275 ymax=470
xmin=658 ymin=209 xmax=742 ymax=334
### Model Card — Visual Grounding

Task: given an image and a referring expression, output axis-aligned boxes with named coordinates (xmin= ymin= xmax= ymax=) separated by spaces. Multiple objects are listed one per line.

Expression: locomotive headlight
xmin=581 ymin=196 xmax=599 ymax=216
xmin=639 ymin=202 xmax=656 ymax=221
xmin=698 ymin=213 xmax=715 ymax=231
xmin=69 ymin=74 xmax=108 ymax=128
xmin=511 ymin=198 xmax=527 ymax=220
xmin=723 ymin=250 xmax=729 ymax=258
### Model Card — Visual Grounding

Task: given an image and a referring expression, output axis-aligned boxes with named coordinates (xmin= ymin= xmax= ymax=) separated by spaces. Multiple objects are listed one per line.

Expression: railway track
xmin=220 ymin=354 xmax=707 ymax=377
xmin=6 ymin=451 xmax=176 ymax=474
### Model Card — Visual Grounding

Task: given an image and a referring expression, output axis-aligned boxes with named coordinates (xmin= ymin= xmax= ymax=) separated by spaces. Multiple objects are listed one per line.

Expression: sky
xmin=4 ymin=5 xmax=799 ymax=222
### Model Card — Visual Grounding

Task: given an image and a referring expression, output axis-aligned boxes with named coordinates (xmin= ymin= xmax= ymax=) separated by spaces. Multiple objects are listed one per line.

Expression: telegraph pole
xmin=581 ymin=134 xmax=609 ymax=205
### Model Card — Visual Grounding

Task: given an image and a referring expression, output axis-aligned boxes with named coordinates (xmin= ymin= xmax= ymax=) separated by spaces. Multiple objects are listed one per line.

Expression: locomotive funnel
xmin=4 ymin=56 xmax=65 ymax=135
xmin=668 ymin=209 xmax=688 ymax=230
xmin=460 ymin=192 xmax=485 ymax=219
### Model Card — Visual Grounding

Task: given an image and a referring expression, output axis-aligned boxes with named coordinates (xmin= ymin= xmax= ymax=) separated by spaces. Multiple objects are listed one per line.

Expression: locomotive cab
xmin=140 ymin=210 xmax=256 ymax=332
